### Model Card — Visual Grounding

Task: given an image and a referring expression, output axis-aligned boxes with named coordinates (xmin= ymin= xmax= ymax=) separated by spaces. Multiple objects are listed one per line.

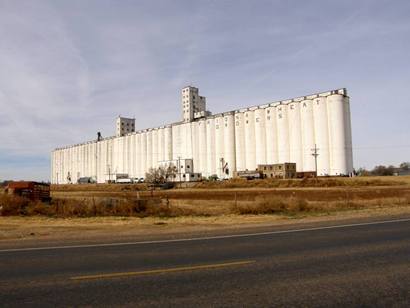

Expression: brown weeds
xmin=194 ymin=176 xmax=409 ymax=189
xmin=2 ymin=187 xmax=410 ymax=218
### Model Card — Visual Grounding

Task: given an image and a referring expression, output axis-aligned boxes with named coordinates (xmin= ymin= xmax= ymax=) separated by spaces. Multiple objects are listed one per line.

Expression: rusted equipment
xmin=4 ymin=181 xmax=50 ymax=202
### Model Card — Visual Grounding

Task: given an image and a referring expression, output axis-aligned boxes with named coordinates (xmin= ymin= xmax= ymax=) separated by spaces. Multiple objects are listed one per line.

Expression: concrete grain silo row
xmin=51 ymin=88 xmax=353 ymax=183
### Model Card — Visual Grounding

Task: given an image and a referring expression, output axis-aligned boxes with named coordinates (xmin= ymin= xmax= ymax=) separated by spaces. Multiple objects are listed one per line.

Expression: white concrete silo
xmin=265 ymin=106 xmax=278 ymax=164
xmin=120 ymin=138 xmax=126 ymax=175
xmin=288 ymin=102 xmax=303 ymax=171
xmin=185 ymin=122 xmax=193 ymax=160
xmin=223 ymin=113 xmax=236 ymax=177
xmin=198 ymin=119 xmax=207 ymax=175
xmin=191 ymin=121 xmax=200 ymax=172
xmin=129 ymin=134 xmax=136 ymax=178
xmin=312 ymin=96 xmax=330 ymax=175
xmin=124 ymin=135 xmax=131 ymax=173
xmin=135 ymin=133 xmax=142 ymax=178
xmin=244 ymin=110 xmax=256 ymax=170
xmin=344 ymin=96 xmax=354 ymax=174
xmin=141 ymin=132 xmax=147 ymax=175
xmin=276 ymin=104 xmax=290 ymax=163
xmin=234 ymin=111 xmax=246 ymax=172
xmin=327 ymin=94 xmax=348 ymax=175
xmin=254 ymin=108 xmax=267 ymax=166
xmin=122 ymin=137 xmax=127 ymax=173
xmin=77 ymin=147 xmax=81 ymax=181
xmin=87 ymin=144 xmax=91 ymax=177
xmin=179 ymin=123 xmax=186 ymax=159
xmin=111 ymin=138 xmax=118 ymax=174
xmin=214 ymin=115 xmax=225 ymax=178
xmin=98 ymin=140 xmax=107 ymax=182
xmin=300 ymin=99 xmax=315 ymax=172
xmin=83 ymin=144 xmax=88 ymax=176
xmin=171 ymin=125 xmax=180 ymax=160
xmin=146 ymin=130 xmax=153 ymax=170
xmin=151 ymin=129 xmax=158 ymax=168
xmin=158 ymin=128 xmax=165 ymax=163
xmin=164 ymin=125 xmax=172 ymax=161
xmin=206 ymin=117 xmax=216 ymax=176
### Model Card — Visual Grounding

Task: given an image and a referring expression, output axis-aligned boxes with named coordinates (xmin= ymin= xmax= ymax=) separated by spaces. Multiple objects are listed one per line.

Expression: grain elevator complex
xmin=51 ymin=86 xmax=353 ymax=184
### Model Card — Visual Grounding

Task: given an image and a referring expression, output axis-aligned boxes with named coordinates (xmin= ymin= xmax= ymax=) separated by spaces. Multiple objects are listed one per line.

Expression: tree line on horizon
xmin=356 ymin=162 xmax=409 ymax=176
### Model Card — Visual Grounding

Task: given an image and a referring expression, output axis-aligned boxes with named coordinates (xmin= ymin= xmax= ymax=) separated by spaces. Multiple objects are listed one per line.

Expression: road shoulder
xmin=1 ymin=206 xmax=410 ymax=249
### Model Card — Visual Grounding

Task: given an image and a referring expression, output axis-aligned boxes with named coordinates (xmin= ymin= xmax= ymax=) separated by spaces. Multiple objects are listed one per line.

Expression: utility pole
xmin=95 ymin=141 xmax=98 ymax=184
xmin=177 ymin=156 xmax=181 ymax=183
xmin=311 ymin=144 xmax=319 ymax=177
xmin=220 ymin=158 xmax=224 ymax=179
xmin=107 ymin=164 xmax=111 ymax=183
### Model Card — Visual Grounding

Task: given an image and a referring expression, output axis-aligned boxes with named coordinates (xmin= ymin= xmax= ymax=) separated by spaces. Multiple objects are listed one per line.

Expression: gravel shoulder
xmin=1 ymin=206 xmax=410 ymax=249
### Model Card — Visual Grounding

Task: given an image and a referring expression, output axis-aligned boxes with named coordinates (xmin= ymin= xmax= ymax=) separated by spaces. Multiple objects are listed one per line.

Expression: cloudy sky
xmin=0 ymin=0 xmax=409 ymax=181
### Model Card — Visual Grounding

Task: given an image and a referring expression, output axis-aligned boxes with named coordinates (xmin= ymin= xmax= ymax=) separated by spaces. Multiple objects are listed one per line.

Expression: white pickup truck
xmin=115 ymin=178 xmax=133 ymax=184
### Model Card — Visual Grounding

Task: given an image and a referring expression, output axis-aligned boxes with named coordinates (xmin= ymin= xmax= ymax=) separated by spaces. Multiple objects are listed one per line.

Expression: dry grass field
xmin=1 ymin=177 xmax=410 ymax=242
xmin=1 ymin=176 xmax=409 ymax=219
xmin=14 ymin=176 xmax=410 ymax=217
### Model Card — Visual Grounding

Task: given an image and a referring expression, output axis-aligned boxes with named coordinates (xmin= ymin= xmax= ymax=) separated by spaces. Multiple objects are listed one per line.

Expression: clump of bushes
xmin=0 ymin=195 xmax=186 ymax=218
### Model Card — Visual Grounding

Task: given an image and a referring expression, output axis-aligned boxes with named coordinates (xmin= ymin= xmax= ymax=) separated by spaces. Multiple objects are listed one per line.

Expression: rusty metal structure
xmin=5 ymin=181 xmax=50 ymax=202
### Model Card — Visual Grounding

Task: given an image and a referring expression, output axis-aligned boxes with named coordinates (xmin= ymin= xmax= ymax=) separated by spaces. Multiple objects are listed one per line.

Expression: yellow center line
xmin=70 ymin=260 xmax=255 ymax=281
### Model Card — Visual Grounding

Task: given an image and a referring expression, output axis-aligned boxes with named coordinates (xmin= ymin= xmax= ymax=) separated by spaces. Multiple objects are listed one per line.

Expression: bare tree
xmin=400 ymin=162 xmax=410 ymax=170
xmin=145 ymin=167 xmax=167 ymax=184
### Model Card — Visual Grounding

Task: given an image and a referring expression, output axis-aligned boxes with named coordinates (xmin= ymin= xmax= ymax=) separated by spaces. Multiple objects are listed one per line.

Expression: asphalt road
xmin=0 ymin=217 xmax=409 ymax=307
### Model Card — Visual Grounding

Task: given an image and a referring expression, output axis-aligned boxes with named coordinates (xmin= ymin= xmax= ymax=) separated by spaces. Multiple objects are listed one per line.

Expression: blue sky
xmin=0 ymin=0 xmax=409 ymax=181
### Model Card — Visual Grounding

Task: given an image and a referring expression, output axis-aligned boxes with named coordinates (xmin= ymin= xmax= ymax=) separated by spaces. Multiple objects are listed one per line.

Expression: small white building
xmin=158 ymin=158 xmax=202 ymax=182
xmin=181 ymin=86 xmax=211 ymax=122
xmin=116 ymin=117 xmax=135 ymax=137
